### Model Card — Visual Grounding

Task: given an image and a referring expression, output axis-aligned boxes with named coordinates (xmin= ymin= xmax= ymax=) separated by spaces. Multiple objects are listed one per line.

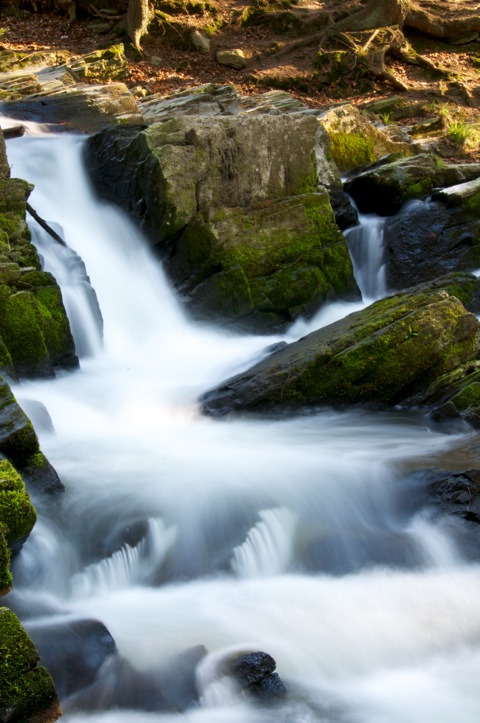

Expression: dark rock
xmin=26 ymin=617 xmax=117 ymax=700
xmin=225 ymin=650 xmax=287 ymax=701
xmin=67 ymin=645 xmax=206 ymax=712
xmin=383 ymin=203 xmax=480 ymax=290
xmin=0 ymin=376 xmax=39 ymax=464
xmin=345 ymin=154 xmax=480 ymax=215
xmin=18 ymin=451 xmax=65 ymax=495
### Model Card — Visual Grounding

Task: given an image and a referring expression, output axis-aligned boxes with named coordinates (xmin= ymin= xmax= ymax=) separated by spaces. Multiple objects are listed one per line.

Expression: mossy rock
xmin=346 ymin=155 xmax=480 ymax=215
xmin=0 ymin=525 xmax=12 ymax=593
xmin=154 ymin=0 xmax=217 ymax=15
xmin=318 ymin=103 xmax=411 ymax=174
xmin=0 ymin=608 xmax=61 ymax=722
xmin=201 ymin=282 xmax=480 ymax=414
xmin=151 ymin=12 xmax=196 ymax=49
xmin=65 ymin=44 xmax=128 ymax=83
xmin=0 ymin=458 xmax=36 ymax=556
xmin=86 ymin=115 xmax=359 ymax=331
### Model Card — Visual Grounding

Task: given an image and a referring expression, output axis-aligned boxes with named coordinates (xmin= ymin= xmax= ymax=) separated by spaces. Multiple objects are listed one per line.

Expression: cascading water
xmin=344 ymin=211 xmax=387 ymax=301
xmin=4 ymin=127 xmax=480 ymax=723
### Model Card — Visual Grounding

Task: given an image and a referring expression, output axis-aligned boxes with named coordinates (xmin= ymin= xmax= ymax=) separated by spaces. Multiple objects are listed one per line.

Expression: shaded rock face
xmin=86 ymin=115 xmax=359 ymax=332
xmin=384 ymin=201 xmax=480 ymax=290
xmin=345 ymin=154 xmax=480 ymax=216
xmin=227 ymin=651 xmax=287 ymax=701
xmin=201 ymin=278 xmax=480 ymax=415
xmin=0 ymin=607 xmax=61 ymax=723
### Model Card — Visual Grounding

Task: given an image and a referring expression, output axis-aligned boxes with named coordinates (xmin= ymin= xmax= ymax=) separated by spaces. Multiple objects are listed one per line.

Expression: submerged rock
xmin=26 ymin=617 xmax=117 ymax=700
xmin=86 ymin=115 xmax=359 ymax=332
xmin=201 ymin=278 xmax=480 ymax=415
xmin=0 ymin=607 xmax=61 ymax=722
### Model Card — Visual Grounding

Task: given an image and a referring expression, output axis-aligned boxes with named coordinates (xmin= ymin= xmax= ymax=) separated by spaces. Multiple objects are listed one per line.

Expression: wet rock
xmin=0 ymin=607 xmax=61 ymax=722
xmin=68 ymin=645 xmax=206 ymax=712
xmin=18 ymin=399 xmax=55 ymax=435
xmin=383 ymin=202 xmax=480 ymax=290
xmin=17 ymin=451 xmax=65 ymax=495
xmin=226 ymin=650 xmax=287 ymax=701
xmin=0 ymin=377 xmax=39 ymax=464
xmin=201 ymin=279 xmax=479 ymax=415
xmin=26 ymin=617 xmax=117 ymax=700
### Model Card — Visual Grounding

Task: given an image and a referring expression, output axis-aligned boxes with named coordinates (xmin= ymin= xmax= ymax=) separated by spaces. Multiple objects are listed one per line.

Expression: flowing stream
xmin=4 ymin=128 xmax=480 ymax=723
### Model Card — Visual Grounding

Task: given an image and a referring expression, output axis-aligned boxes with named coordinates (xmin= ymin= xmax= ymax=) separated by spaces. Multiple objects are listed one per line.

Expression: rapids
xmin=4 ymin=127 xmax=480 ymax=722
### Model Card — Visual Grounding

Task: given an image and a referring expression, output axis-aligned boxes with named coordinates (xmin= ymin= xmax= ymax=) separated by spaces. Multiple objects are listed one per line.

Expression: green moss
xmin=405 ymin=178 xmax=433 ymax=201
xmin=0 ymin=291 xmax=50 ymax=370
xmin=34 ymin=285 xmax=74 ymax=357
xmin=450 ymin=382 xmax=480 ymax=410
xmin=0 ymin=608 xmax=59 ymax=718
xmin=328 ymin=133 xmax=377 ymax=172
xmin=0 ymin=459 xmax=36 ymax=548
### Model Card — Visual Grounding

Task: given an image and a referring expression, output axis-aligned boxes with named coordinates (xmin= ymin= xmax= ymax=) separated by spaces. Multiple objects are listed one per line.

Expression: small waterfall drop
xmin=344 ymin=212 xmax=387 ymax=300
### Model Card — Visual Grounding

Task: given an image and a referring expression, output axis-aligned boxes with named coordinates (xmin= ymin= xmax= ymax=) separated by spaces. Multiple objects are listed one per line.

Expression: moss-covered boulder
xmin=0 ymin=176 xmax=78 ymax=378
xmin=201 ymin=278 xmax=480 ymax=414
xmin=345 ymin=154 xmax=480 ymax=215
xmin=318 ymin=103 xmax=410 ymax=174
xmin=86 ymin=115 xmax=359 ymax=331
xmin=0 ymin=607 xmax=61 ymax=722
xmin=64 ymin=44 xmax=128 ymax=83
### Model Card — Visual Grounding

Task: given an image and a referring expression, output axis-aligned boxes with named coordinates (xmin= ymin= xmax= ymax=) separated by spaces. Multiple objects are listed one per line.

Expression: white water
xmin=5 ymin=131 xmax=480 ymax=722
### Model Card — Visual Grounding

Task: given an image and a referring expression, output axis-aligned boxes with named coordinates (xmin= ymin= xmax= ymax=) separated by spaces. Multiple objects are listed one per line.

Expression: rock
xmin=383 ymin=200 xmax=480 ymax=290
xmin=0 ymin=377 xmax=39 ymax=465
xmin=426 ymin=468 xmax=480 ymax=521
xmin=201 ymin=281 xmax=479 ymax=415
xmin=26 ymin=617 xmax=117 ymax=700
xmin=433 ymin=175 xmax=480 ymax=209
xmin=192 ymin=30 xmax=211 ymax=54
xmin=216 ymin=49 xmax=247 ymax=69
xmin=0 ymin=608 xmax=61 ymax=722
xmin=63 ymin=44 xmax=128 ymax=83
xmin=85 ymin=115 xmax=359 ymax=332
xmin=17 ymin=451 xmax=65 ymax=495
xmin=67 ymin=645 xmax=206 ymax=712
xmin=0 ymin=458 xmax=36 ymax=557
xmin=139 ymin=83 xmax=241 ymax=122
xmin=0 ymin=177 xmax=78 ymax=379
xmin=345 ymin=154 xmax=480 ymax=215
xmin=318 ymin=103 xmax=410 ymax=173
xmin=3 ymin=82 xmax=143 ymax=134
xmin=223 ymin=650 xmax=287 ymax=701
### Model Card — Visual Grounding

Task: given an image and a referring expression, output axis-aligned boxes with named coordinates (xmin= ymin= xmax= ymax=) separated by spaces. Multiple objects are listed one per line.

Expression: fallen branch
xmin=26 ymin=204 xmax=66 ymax=246
xmin=2 ymin=126 xmax=25 ymax=140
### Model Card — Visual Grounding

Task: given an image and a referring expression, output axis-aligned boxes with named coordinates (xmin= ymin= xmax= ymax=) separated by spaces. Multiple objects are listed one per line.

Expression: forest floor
xmin=1 ymin=0 xmax=480 ymax=159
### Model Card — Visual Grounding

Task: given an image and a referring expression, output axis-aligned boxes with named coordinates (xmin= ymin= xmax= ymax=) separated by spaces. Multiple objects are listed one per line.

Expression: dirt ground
xmin=1 ymin=0 xmax=480 ymax=158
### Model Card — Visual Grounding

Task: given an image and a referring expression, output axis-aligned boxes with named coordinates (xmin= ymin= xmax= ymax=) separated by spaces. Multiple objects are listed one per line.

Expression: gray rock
xmin=216 ymin=49 xmax=247 ymax=69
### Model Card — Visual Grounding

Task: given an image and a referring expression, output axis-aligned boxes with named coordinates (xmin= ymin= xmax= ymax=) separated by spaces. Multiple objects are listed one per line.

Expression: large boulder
xmin=201 ymin=277 xmax=480 ymax=414
xmin=0 ymin=607 xmax=61 ymax=722
xmin=345 ymin=154 xmax=480 ymax=215
xmin=0 ymin=458 xmax=36 ymax=591
xmin=86 ymin=115 xmax=359 ymax=331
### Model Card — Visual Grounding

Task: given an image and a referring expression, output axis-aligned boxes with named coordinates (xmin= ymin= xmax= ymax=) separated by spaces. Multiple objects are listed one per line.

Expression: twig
xmin=26 ymin=204 xmax=66 ymax=246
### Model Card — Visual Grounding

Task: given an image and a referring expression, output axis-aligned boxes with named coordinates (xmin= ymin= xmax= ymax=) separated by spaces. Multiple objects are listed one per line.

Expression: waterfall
xmin=5 ymin=130 xmax=480 ymax=723
xmin=344 ymin=212 xmax=387 ymax=301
